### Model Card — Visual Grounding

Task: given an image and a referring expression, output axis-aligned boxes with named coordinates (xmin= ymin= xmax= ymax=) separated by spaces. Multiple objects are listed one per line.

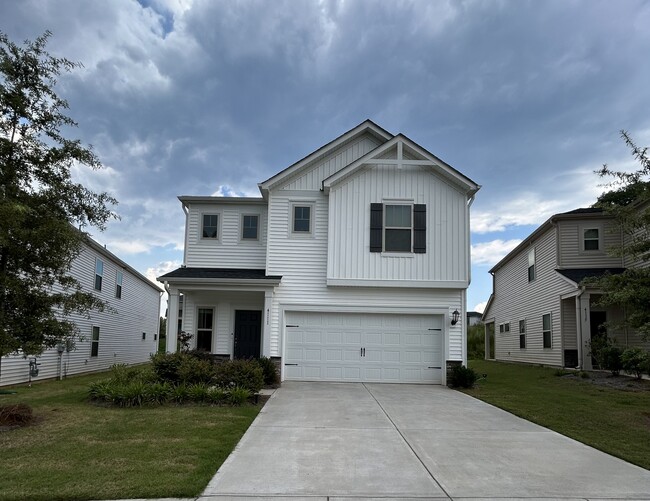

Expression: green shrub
xmin=0 ymin=403 xmax=33 ymax=426
xmin=257 ymin=357 xmax=279 ymax=386
xmin=207 ymin=387 xmax=227 ymax=404
xmin=88 ymin=380 xmax=113 ymax=402
xmin=588 ymin=335 xmax=612 ymax=370
xmin=187 ymin=349 xmax=214 ymax=362
xmin=448 ymin=365 xmax=479 ymax=388
xmin=467 ymin=323 xmax=485 ymax=360
xmin=602 ymin=345 xmax=623 ymax=376
xmin=171 ymin=384 xmax=189 ymax=404
xmin=228 ymin=387 xmax=252 ymax=406
xmin=187 ymin=383 xmax=210 ymax=403
xmin=213 ymin=359 xmax=264 ymax=393
xmin=177 ymin=356 xmax=215 ymax=385
xmin=621 ymin=347 xmax=649 ymax=380
xmin=151 ymin=352 xmax=187 ymax=383
xmin=145 ymin=382 xmax=172 ymax=405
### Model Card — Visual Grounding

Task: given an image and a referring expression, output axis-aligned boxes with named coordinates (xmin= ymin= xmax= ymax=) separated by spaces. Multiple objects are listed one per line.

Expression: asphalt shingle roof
xmin=556 ymin=267 xmax=625 ymax=284
xmin=158 ymin=267 xmax=282 ymax=281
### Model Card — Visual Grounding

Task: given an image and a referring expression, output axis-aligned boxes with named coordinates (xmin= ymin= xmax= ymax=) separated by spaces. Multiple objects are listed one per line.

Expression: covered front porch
xmin=158 ymin=268 xmax=282 ymax=359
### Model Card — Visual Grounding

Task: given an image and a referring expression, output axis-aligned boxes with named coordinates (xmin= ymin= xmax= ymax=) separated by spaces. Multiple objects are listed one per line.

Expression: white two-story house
xmin=158 ymin=120 xmax=480 ymax=384
xmin=482 ymin=207 xmax=649 ymax=370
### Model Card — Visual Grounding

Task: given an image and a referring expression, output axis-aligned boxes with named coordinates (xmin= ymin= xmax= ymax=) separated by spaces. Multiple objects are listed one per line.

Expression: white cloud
xmin=474 ymin=301 xmax=488 ymax=314
xmin=471 ymin=239 xmax=522 ymax=266
xmin=146 ymin=260 xmax=181 ymax=284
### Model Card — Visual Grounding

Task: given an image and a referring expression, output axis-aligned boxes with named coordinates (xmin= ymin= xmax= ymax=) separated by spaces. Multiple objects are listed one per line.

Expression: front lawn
xmin=466 ymin=360 xmax=650 ymax=470
xmin=0 ymin=371 xmax=261 ymax=501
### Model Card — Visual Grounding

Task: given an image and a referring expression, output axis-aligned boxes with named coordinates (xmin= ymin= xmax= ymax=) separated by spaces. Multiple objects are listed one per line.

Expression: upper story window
xmin=115 ymin=270 xmax=123 ymax=299
xmin=94 ymin=259 xmax=103 ymax=291
xmin=370 ymin=203 xmax=426 ymax=253
xmin=583 ymin=228 xmax=599 ymax=251
xmin=242 ymin=214 xmax=259 ymax=240
xmin=292 ymin=205 xmax=312 ymax=233
xmin=528 ymin=248 xmax=536 ymax=282
xmin=202 ymin=214 xmax=219 ymax=239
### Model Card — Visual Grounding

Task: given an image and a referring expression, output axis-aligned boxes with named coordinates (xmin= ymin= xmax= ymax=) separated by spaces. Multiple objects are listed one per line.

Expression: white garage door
xmin=284 ymin=311 xmax=443 ymax=384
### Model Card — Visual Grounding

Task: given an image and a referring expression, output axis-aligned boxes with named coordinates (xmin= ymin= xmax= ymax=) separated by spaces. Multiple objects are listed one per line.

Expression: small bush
xmin=228 ymin=387 xmax=252 ymax=406
xmin=187 ymin=349 xmax=214 ymax=362
xmin=208 ymin=386 xmax=228 ymax=404
xmin=187 ymin=383 xmax=210 ymax=403
xmin=602 ymin=345 xmax=623 ymax=376
xmin=448 ymin=365 xmax=478 ymax=388
xmin=151 ymin=352 xmax=187 ymax=383
xmin=88 ymin=380 xmax=113 ymax=402
xmin=257 ymin=357 xmax=279 ymax=386
xmin=0 ymin=403 xmax=33 ymax=427
xmin=213 ymin=359 xmax=264 ymax=393
xmin=177 ymin=356 xmax=215 ymax=385
xmin=588 ymin=335 xmax=612 ymax=370
xmin=621 ymin=347 xmax=649 ymax=380
xmin=171 ymin=384 xmax=189 ymax=404
xmin=145 ymin=382 xmax=172 ymax=405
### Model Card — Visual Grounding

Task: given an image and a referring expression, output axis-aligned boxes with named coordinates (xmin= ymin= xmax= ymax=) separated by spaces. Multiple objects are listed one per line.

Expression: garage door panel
xmin=285 ymin=312 xmax=444 ymax=384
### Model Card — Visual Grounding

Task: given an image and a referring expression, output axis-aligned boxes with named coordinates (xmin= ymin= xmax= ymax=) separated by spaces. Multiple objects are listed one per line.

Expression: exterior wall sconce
xmin=451 ymin=309 xmax=460 ymax=326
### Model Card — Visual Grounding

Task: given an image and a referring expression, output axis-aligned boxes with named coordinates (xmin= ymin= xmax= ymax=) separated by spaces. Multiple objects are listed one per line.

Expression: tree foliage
xmin=0 ymin=31 xmax=117 ymax=365
xmin=590 ymin=131 xmax=650 ymax=339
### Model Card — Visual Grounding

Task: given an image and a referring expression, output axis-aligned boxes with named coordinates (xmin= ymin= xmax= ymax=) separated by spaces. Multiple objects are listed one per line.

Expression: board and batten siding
xmin=492 ymin=226 xmax=573 ymax=366
xmin=280 ymin=134 xmax=381 ymax=191
xmin=184 ymin=202 xmax=267 ymax=268
xmin=557 ymin=218 xmax=623 ymax=269
xmin=0 ymin=243 xmax=161 ymax=387
xmin=327 ymin=165 xmax=468 ymax=283
xmin=265 ymin=190 xmax=464 ymax=362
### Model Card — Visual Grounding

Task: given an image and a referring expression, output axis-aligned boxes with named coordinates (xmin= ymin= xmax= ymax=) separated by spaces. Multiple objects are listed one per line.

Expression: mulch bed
xmin=562 ymin=371 xmax=650 ymax=392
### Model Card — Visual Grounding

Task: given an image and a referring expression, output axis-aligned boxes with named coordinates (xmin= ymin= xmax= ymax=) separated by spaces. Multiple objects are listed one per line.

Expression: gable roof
xmin=258 ymin=119 xmax=393 ymax=196
xmin=489 ymin=207 xmax=613 ymax=274
xmin=322 ymin=134 xmax=480 ymax=195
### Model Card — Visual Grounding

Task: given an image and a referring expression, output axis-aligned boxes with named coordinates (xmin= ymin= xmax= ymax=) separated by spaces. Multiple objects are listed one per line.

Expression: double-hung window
xmin=370 ymin=203 xmax=426 ymax=253
xmin=94 ymin=259 xmax=104 ymax=291
xmin=528 ymin=248 xmax=535 ymax=282
xmin=519 ymin=319 xmax=526 ymax=349
xmin=292 ymin=205 xmax=312 ymax=234
xmin=583 ymin=228 xmax=599 ymax=251
xmin=242 ymin=215 xmax=259 ymax=240
xmin=202 ymin=214 xmax=219 ymax=239
xmin=543 ymin=313 xmax=552 ymax=348
xmin=115 ymin=270 xmax=123 ymax=299
xmin=384 ymin=205 xmax=412 ymax=252
xmin=91 ymin=326 xmax=100 ymax=357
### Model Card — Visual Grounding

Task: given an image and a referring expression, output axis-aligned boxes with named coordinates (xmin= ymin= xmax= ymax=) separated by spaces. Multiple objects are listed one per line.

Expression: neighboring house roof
xmin=158 ymin=267 xmax=282 ymax=283
xmin=178 ymin=196 xmax=266 ymax=207
xmin=258 ymin=119 xmax=393 ymax=194
xmin=84 ymin=235 xmax=164 ymax=293
xmin=489 ymin=207 xmax=612 ymax=273
xmin=555 ymin=267 xmax=626 ymax=287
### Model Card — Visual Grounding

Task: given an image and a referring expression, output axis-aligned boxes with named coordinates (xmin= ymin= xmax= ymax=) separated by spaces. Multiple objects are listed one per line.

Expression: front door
xmin=234 ymin=310 xmax=262 ymax=359
xmin=590 ymin=311 xmax=607 ymax=367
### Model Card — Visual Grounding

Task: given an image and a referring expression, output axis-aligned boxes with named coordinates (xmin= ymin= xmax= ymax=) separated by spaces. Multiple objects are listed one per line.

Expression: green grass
xmin=0 ymin=371 xmax=261 ymax=501
xmin=466 ymin=360 xmax=650 ymax=470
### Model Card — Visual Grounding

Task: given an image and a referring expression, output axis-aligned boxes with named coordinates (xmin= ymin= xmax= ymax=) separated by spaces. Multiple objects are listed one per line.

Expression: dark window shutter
xmin=413 ymin=204 xmax=426 ymax=253
xmin=370 ymin=203 xmax=383 ymax=252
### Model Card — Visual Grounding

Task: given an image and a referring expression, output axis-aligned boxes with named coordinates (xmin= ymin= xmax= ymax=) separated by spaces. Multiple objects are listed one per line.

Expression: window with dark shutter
xmin=413 ymin=204 xmax=426 ymax=253
xmin=370 ymin=203 xmax=383 ymax=252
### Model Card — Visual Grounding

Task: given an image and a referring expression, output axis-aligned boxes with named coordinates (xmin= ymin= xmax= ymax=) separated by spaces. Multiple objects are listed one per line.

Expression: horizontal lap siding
xmin=328 ymin=165 xmax=467 ymax=282
xmin=1 ymin=244 xmax=160 ymax=386
xmin=266 ymin=192 xmax=464 ymax=361
xmin=185 ymin=203 xmax=267 ymax=268
xmin=492 ymin=227 xmax=572 ymax=366
xmin=561 ymin=298 xmax=577 ymax=350
xmin=558 ymin=219 xmax=623 ymax=268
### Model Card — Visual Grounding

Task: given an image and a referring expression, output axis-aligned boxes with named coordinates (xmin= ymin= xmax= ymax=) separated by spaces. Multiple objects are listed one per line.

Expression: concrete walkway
xmin=200 ymin=382 xmax=650 ymax=500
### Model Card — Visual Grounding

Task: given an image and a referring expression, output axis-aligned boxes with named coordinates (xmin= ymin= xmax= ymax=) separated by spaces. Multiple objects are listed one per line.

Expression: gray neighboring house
xmin=482 ymin=207 xmax=649 ymax=369
xmin=0 ymin=236 xmax=163 ymax=387
xmin=467 ymin=311 xmax=483 ymax=326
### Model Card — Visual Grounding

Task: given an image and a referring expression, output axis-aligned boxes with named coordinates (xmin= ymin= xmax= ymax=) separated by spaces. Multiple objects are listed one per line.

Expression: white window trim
xmin=94 ymin=258 xmax=104 ymax=292
xmin=115 ymin=270 xmax=123 ymax=299
xmin=542 ymin=313 xmax=552 ymax=349
xmin=527 ymin=248 xmax=536 ymax=282
xmin=579 ymin=223 xmax=604 ymax=254
xmin=383 ymin=202 xmax=414 ymax=253
xmin=196 ymin=306 xmax=215 ymax=352
xmin=90 ymin=326 xmax=100 ymax=357
xmin=240 ymin=213 xmax=260 ymax=242
xmin=290 ymin=202 xmax=314 ymax=237
xmin=200 ymin=212 xmax=221 ymax=242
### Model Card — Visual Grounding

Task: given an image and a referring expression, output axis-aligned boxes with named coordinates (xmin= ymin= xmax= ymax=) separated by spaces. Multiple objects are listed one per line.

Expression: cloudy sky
xmin=2 ymin=0 xmax=650 ymax=313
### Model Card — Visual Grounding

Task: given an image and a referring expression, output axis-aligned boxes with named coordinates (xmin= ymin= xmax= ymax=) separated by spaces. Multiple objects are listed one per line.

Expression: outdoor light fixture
xmin=451 ymin=309 xmax=460 ymax=326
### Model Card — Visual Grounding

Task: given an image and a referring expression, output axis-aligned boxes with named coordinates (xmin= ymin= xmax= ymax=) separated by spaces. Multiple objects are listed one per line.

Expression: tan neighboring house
xmin=482 ymin=207 xmax=649 ymax=369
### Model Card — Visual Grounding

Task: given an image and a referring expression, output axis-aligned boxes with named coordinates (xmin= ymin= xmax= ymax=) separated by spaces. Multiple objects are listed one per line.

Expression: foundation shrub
xmin=257 ymin=356 xmax=279 ymax=386
xmin=621 ymin=348 xmax=649 ymax=380
xmin=177 ymin=356 xmax=215 ymax=385
xmin=213 ymin=359 xmax=264 ymax=393
xmin=228 ymin=387 xmax=252 ymax=406
xmin=602 ymin=345 xmax=623 ymax=376
xmin=150 ymin=352 xmax=187 ymax=383
xmin=448 ymin=365 xmax=479 ymax=388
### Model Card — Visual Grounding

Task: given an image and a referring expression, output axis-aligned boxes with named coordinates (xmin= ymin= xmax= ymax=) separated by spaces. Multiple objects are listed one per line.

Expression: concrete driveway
xmin=201 ymin=382 xmax=650 ymax=500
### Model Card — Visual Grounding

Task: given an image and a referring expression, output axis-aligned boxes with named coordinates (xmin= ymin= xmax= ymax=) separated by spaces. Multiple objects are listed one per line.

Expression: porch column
xmin=578 ymin=292 xmax=592 ymax=369
xmin=261 ymin=290 xmax=273 ymax=357
xmin=166 ymin=288 xmax=180 ymax=353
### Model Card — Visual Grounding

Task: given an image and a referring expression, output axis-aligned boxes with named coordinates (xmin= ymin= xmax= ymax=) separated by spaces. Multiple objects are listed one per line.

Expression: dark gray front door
xmin=234 ymin=310 xmax=262 ymax=359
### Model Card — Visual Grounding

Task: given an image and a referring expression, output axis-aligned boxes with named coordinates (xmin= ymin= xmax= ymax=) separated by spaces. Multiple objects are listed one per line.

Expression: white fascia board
xmin=322 ymin=134 xmax=480 ymax=195
xmin=281 ymin=303 xmax=451 ymax=316
xmin=555 ymin=271 xmax=579 ymax=289
xmin=326 ymin=278 xmax=468 ymax=288
xmin=258 ymin=120 xmax=393 ymax=193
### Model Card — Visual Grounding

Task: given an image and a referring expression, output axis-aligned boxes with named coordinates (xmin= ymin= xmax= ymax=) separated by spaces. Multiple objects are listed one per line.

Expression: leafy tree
xmin=589 ymin=131 xmax=650 ymax=339
xmin=0 ymin=31 xmax=117 ymax=378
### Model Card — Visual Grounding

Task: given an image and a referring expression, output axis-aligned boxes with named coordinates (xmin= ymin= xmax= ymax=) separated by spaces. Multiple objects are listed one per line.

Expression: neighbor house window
xmin=91 ymin=326 xmax=100 ymax=357
xmin=202 ymin=214 xmax=219 ymax=239
xmin=519 ymin=319 xmax=526 ymax=349
xmin=242 ymin=214 xmax=259 ymax=240
xmin=504 ymin=322 xmax=510 ymax=333
xmin=528 ymin=248 xmax=535 ymax=282
xmin=292 ymin=205 xmax=311 ymax=233
xmin=499 ymin=323 xmax=504 ymax=333
xmin=94 ymin=259 xmax=104 ymax=291
xmin=543 ymin=313 xmax=552 ymax=348
xmin=583 ymin=228 xmax=599 ymax=251
xmin=142 ymin=332 xmax=146 ymax=340
xmin=115 ymin=270 xmax=123 ymax=299
xmin=384 ymin=204 xmax=412 ymax=252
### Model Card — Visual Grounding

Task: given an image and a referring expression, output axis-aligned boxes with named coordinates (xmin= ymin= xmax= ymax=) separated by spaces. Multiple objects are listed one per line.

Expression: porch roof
xmin=158 ymin=267 xmax=282 ymax=284
xmin=555 ymin=267 xmax=626 ymax=286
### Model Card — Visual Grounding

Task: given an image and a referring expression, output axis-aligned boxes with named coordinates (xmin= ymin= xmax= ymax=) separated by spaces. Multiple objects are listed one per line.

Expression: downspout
xmin=181 ymin=203 xmax=189 ymax=266
xmin=467 ymin=194 xmax=476 ymax=285
xmin=576 ymin=286 xmax=585 ymax=369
